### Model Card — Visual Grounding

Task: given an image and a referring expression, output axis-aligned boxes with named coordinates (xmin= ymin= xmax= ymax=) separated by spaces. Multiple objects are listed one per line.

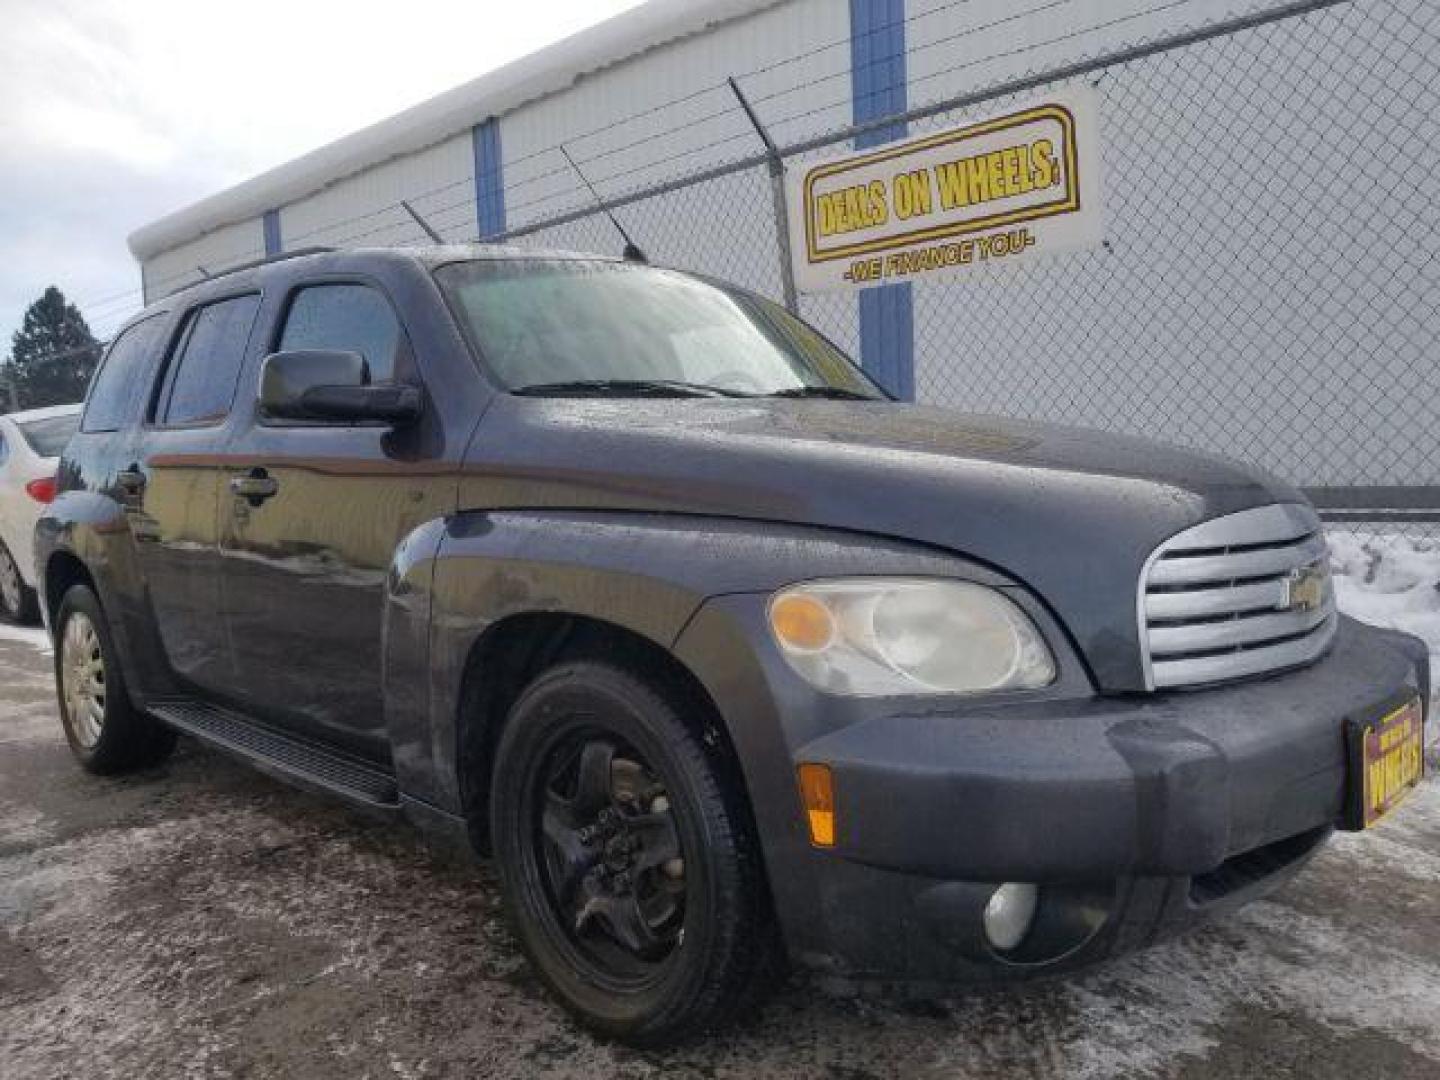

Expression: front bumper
xmin=674 ymin=604 xmax=1429 ymax=984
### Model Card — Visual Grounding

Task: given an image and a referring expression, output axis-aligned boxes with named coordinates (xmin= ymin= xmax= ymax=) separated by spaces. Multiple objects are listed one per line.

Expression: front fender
xmin=410 ymin=508 xmax=1018 ymax=812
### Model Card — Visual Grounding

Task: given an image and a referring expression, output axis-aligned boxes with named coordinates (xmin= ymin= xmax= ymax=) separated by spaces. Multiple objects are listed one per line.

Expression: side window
xmin=158 ymin=294 xmax=261 ymax=426
xmin=82 ymin=316 xmax=168 ymax=433
xmin=278 ymin=284 xmax=401 ymax=384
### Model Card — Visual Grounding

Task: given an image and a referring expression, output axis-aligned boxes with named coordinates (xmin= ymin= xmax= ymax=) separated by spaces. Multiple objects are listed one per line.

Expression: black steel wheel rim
xmin=528 ymin=726 xmax=688 ymax=987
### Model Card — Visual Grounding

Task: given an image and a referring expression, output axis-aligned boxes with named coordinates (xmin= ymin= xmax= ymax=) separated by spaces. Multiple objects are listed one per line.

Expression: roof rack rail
xmin=162 ymin=246 xmax=336 ymax=299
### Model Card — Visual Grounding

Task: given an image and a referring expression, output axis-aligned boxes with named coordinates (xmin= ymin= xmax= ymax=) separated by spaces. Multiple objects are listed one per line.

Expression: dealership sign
xmin=786 ymin=87 xmax=1103 ymax=293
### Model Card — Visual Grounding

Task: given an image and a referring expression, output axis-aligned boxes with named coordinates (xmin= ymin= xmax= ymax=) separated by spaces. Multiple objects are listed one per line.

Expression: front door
xmin=216 ymin=281 xmax=450 ymax=762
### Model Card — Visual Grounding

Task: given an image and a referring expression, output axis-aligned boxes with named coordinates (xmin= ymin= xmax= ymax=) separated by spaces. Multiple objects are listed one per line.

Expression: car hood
xmin=463 ymin=398 xmax=1304 ymax=690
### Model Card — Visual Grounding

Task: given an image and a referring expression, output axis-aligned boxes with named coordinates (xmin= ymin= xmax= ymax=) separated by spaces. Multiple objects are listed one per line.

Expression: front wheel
xmin=489 ymin=660 xmax=776 ymax=1045
xmin=0 ymin=540 xmax=38 ymax=624
xmin=54 ymin=584 xmax=175 ymax=774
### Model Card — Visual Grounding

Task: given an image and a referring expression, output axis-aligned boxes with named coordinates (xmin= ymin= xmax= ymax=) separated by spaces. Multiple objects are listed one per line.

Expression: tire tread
xmin=491 ymin=657 xmax=778 ymax=1045
xmin=55 ymin=584 xmax=175 ymax=775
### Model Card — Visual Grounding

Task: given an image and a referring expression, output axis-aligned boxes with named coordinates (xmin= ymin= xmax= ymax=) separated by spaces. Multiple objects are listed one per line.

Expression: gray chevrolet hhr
xmin=36 ymin=246 xmax=1428 ymax=1043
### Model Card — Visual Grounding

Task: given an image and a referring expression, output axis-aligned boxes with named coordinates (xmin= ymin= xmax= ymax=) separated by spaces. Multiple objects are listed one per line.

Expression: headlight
xmin=767 ymin=578 xmax=1056 ymax=696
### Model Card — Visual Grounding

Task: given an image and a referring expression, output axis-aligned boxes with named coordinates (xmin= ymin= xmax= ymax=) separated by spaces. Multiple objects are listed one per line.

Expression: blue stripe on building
xmin=849 ymin=0 xmax=914 ymax=400
xmin=262 ymin=209 xmax=282 ymax=256
xmin=473 ymin=119 xmax=506 ymax=239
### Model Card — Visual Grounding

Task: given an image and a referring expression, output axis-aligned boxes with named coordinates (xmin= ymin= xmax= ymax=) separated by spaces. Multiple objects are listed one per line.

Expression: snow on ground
xmin=0 ymin=622 xmax=50 ymax=654
xmin=1329 ymin=527 xmax=1439 ymax=707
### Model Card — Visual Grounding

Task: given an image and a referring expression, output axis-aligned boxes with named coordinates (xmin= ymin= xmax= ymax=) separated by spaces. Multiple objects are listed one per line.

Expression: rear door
xmin=128 ymin=293 xmax=261 ymax=694
xmin=215 ymin=279 xmax=453 ymax=761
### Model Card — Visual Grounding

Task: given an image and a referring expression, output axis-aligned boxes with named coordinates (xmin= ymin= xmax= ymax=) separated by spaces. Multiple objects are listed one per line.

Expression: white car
xmin=0 ymin=403 xmax=82 ymax=623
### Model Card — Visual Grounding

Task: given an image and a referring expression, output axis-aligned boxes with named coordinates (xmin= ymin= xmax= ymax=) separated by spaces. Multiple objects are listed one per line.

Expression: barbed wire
xmin=114 ymin=0 xmax=1154 ymax=305
xmin=109 ymin=0 xmax=1310 ymax=307
xmin=71 ymin=0 xmax=997 ymax=314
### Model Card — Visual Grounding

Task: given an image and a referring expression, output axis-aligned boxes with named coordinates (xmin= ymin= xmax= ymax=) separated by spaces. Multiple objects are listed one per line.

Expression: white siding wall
xmin=904 ymin=0 xmax=1275 ymax=95
xmin=281 ymin=132 xmax=477 ymax=252
xmin=143 ymin=217 xmax=266 ymax=302
xmin=139 ymin=0 xmax=854 ymax=341
xmin=501 ymin=0 xmax=850 ymax=230
xmin=499 ymin=0 xmax=858 ymax=350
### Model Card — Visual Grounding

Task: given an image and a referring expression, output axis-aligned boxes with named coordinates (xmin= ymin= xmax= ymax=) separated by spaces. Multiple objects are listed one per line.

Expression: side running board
xmin=150 ymin=701 xmax=400 ymax=809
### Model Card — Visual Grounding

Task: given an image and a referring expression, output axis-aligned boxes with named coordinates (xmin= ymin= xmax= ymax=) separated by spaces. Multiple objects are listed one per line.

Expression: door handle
xmin=117 ymin=467 xmax=146 ymax=493
xmin=229 ymin=470 xmax=279 ymax=505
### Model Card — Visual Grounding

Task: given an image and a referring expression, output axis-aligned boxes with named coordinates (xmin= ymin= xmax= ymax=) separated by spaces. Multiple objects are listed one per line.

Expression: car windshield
xmin=435 ymin=259 xmax=886 ymax=399
xmin=17 ymin=412 xmax=80 ymax=458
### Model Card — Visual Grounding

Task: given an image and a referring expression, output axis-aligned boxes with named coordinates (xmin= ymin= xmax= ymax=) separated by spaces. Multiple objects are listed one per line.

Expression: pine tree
xmin=5 ymin=286 xmax=100 ymax=411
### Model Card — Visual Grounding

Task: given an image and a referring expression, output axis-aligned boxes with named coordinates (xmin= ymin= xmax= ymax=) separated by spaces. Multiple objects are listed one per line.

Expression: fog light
xmin=983 ymin=883 xmax=1039 ymax=951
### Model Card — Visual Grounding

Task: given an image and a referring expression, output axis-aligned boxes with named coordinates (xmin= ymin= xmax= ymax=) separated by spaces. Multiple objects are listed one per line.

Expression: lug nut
xmin=651 ymin=795 xmax=670 ymax=814
xmin=663 ymin=858 xmax=684 ymax=879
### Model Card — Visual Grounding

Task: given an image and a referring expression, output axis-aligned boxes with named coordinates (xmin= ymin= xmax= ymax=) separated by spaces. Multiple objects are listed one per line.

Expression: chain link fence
xmin=500 ymin=0 xmax=1438 ymax=543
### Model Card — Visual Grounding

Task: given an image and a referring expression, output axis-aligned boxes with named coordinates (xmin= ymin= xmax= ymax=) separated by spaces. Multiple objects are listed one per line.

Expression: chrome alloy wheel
xmin=0 ymin=546 xmax=21 ymax=616
xmin=61 ymin=612 xmax=106 ymax=748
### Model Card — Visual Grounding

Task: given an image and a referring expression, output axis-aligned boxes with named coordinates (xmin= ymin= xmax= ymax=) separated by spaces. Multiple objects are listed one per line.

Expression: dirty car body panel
xmin=35 ymin=247 xmax=1428 ymax=996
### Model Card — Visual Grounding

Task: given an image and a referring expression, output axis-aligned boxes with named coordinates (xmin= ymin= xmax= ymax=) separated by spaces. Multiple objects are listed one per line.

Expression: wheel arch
xmin=417 ymin=508 xmax=1001 ymax=826
xmin=42 ymin=549 xmax=96 ymax=628
xmin=454 ymin=611 xmax=755 ymax=858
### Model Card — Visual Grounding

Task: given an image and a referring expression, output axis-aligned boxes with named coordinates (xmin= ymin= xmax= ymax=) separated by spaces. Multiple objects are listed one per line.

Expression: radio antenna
xmin=558 ymin=145 xmax=648 ymax=263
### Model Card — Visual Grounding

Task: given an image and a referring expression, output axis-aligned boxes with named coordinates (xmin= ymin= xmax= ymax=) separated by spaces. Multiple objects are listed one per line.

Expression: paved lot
xmin=3 ymin=624 xmax=1440 ymax=1079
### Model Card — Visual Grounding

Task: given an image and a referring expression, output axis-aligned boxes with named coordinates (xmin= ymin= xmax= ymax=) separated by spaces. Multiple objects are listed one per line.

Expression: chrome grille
xmin=1139 ymin=504 xmax=1337 ymax=690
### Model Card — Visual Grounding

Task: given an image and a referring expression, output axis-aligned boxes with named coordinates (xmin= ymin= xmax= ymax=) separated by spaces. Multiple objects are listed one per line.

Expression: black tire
xmin=54 ymin=583 xmax=175 ymax=775
xmin=0 ymin=539 xmax=39 ymax=625
xmin=489 ymin=659 xmax=776 ymax=1045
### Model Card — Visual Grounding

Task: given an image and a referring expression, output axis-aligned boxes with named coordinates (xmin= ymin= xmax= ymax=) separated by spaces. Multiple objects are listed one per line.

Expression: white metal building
xmin=127 ymin=0 xmax=1439 ymax=504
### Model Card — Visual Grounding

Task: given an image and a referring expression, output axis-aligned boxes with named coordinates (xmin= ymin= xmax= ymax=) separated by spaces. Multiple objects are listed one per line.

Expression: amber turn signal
xmin=796 ymin=762 xmax=836 ymax=847
xmin=769 ymin=593 xmax=836 ymax=654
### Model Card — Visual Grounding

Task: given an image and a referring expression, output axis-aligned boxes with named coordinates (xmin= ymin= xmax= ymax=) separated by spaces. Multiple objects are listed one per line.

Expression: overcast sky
xmin=0 ymin=0 xmax=644 ymax=349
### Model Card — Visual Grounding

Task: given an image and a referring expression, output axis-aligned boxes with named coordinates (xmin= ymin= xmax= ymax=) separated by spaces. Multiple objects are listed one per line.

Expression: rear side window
xmin=17 ymin=413 xmax=80 ymax=457
xmin=157 ymin=294 xmax=261 ymax=426
xmin=278 ymin=284 xmax=400 ymax=384
xmin=82 ymin=316 xmax=168 ymax=433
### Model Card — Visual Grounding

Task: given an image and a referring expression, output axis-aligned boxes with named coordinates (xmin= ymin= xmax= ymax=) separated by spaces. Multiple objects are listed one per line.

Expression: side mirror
xmin=259 ymin=350 xmax=422 ymax=425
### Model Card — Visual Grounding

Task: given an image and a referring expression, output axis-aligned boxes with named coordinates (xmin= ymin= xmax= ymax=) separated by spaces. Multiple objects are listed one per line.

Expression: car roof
xmin=117 ymin=244 xmax=639 ymax=341
xmin=156 ymin=244 xmax=620 ymax=300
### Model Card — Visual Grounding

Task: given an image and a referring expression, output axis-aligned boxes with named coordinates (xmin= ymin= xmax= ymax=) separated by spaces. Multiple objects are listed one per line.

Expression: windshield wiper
xmin=767 ymin=386 xmax=879 ymax=401
xmin=512 ymin=379 xmax=745 ymax=399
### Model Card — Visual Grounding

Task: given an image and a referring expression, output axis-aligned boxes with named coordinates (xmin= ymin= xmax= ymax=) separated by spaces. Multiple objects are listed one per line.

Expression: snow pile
xmin=1329 ymin=528 xmax=1440 ymax=703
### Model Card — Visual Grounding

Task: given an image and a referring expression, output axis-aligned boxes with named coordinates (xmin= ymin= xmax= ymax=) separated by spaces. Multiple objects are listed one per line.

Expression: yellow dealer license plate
xmin=1351 ymin=697 xmax=1425 ymax=829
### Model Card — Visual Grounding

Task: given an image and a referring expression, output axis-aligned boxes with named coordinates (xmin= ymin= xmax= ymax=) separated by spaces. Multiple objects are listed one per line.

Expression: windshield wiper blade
xmin=768 ymin=386 xmax=879 ymax=401
xmin=512 ymin=379 xmax=742 ymax=398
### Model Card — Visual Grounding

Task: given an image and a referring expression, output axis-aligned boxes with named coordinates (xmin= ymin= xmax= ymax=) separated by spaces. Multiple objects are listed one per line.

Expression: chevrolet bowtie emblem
xmin=1284 ymin=563 xmax=1327 ymax=613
